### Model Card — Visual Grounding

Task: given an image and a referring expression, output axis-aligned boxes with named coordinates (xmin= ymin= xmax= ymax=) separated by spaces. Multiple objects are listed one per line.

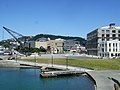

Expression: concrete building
xmin=63 ymin=39 xmax=79 ymax=51
xmin=25 ymin=37 xmax=49 ymax=49
xmin=47 ymin=38 xmax=64 ymax=53
xmin=87 ymin=23 xmax=120 ymax=58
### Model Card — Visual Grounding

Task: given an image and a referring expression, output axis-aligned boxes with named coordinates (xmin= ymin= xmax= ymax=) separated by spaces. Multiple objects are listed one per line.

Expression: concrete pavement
xmin=87 ymin=70 xmax=120 ymax=90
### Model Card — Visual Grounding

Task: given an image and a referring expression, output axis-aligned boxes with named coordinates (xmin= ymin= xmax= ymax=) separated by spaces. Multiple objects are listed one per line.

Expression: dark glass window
xmin=112 ymin=30 xmax=116 ymax=33
xmin=106 ymin=34 xmax=110 ymax=37
xmin=102 ymin=34 xmax=104 ymax=37
xmin=118 ymin=30 xmax=120 ymax=33
xmin=112 ymin=34 xmax=116 ymax=37
xmin=118 ymin=34 xmax=120 ymax=37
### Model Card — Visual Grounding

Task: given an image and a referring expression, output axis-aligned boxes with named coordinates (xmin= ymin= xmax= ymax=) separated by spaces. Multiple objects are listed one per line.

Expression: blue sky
xmin=0 ymin=0 xmax=120 ymax=40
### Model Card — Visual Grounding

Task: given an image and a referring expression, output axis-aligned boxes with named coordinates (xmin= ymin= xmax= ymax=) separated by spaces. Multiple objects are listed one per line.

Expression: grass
xmin=19 ymin=57 xmax=120 ymax=70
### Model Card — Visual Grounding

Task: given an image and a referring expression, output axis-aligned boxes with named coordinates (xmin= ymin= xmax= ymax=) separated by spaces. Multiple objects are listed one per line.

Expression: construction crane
xmin=3 ymin=26 xmax=25 ymax=49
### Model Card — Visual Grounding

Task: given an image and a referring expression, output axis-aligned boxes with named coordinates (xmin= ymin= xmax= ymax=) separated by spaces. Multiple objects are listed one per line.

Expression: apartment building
xmin=87 ymin=23 xmax=120 ymax=58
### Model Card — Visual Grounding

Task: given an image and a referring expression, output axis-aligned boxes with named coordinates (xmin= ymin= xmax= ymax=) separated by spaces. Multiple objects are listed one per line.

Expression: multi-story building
xmin=87 ymin=23 xmax=120 ymax=58
xmin=25 ymin=37 xmax=48 ymax=49
xmin=63 ymin=39 xmax=79 ymax=51
xmin=47 ymin=38 xmax=64 ymax=53
xmin=25 ymin=38 xmax=64 ymax=54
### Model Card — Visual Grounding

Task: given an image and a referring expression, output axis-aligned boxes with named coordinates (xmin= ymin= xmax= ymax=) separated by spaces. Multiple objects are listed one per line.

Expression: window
xmin=113 ymin=48 xmax=115 ymax=52
xmin=112 ymin=34 xmax=116 ymax=40
xmin=113 ymin=43 xmax=115 ymax=47
xmin=102 ymin=30 xmax=104 ymax=33
xmin=116 ymin=43 xmax=117 ymax=47
xmin=111 ymin=53 xmax=113 ymax=57
xmin=106 ymin=30 xmax=110 ymax=33
xmin=112 ymin=34 xmax=116 ymax=37
xmin=102 ymin=44 xmax=104 ymax=47
xmin=118 ymin=30 xmax=120 ymax=33
xmin=118 ymin=34 xmax=120 ymax=37
xmin=106 ymin=34 xmax=110 ymax=37
xmin=102 ymin=48 xmax=104 ymax=52
xmin=112 ymin=30 xmax=116 ymax=33
xmin=109 ymin=43 xmax=111 ymax=47
xmin=102 ymin=38 xmax=104 ymax=41
xmin=102 ymin=34 xmax=104 ymax=37
xmin=109 ymin=49 xmax=111 ymax=52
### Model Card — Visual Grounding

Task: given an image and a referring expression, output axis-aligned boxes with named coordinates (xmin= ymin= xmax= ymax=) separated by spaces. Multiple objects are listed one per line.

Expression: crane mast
xmin=3 ymin=26 xmax=25 ymax=49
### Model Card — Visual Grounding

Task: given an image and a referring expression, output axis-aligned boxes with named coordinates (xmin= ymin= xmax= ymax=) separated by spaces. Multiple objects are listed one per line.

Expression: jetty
xmin=40 ymin=70 xmax=85 ymax=77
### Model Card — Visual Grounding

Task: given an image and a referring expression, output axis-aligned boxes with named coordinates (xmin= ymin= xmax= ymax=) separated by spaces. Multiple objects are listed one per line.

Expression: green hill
xmin=32 ymin=34 xmax=86 ymax=46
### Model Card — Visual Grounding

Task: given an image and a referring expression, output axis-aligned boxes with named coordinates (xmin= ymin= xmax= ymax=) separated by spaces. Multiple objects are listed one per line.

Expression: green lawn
xmin=19 ymin=57 xmax=120 ymax=70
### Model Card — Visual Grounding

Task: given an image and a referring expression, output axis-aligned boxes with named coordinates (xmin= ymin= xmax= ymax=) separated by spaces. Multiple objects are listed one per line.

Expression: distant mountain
xmin=32 ymin=34 xmax=86 ymax=46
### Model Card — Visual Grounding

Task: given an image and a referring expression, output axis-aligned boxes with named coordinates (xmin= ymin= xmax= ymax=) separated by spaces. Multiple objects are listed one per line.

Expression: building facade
xmin=47 ymin=38 xmax=64 ymax=53
xmin=87 ymin=23 xmax=120 ymax=58
xmin=63 ymin=39 xmax=79 ymax=51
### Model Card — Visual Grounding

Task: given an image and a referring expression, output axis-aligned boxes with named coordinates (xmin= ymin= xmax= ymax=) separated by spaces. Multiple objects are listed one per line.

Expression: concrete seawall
xmin=0 ymin=60 xmax=20 ymax=67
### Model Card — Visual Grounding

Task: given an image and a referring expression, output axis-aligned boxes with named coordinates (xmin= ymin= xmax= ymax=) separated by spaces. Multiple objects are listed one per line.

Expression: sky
xmin=0 ymin=0 xmax=120 ymax=40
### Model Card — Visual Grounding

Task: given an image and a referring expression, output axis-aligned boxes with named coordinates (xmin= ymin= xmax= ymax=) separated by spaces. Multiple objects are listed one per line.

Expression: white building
xmin=87 ymin=23 xmax=120 ymax=58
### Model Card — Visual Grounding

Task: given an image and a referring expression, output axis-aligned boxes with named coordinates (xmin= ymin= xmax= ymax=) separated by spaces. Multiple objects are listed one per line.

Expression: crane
xmin=3 ymin=26 xmax=26 ymax=49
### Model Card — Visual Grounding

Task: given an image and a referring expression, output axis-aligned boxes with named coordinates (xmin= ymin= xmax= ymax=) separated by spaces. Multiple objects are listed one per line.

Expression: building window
xmin=111 ymin=53 xmax=113 ymax=57
xmin=102 ymin=44 xmax=104 ymax=47
xmin=102 ymin=54 xmax=104 ymax=57
xmin=109 ymin=49 xmax=111 ymax=52
xmin=102 ymin=30 xmax=104 ymax=33
xmin=118 ymin=30 xmax=120 ymax=33
xmin=112 ymin=30 xmax=116 ymax=33
xmin=118 ymin=34 xmax=120 ymax=37
xmin=116 ymin=43 xmax=117 ymax=47
xmin=102 ymin=38 xmax=104 ymax=41
xmin=112 ymin=34 xmax=116 ymax=37
xmin=102 ymin=48 xmax=104 ymax=52
xmin=113 ymin=48 xmax=115 ymax=52
xmin=113 ymin=43 xmax=115 ymax=47
xmin=109 ymin=43 xmax=111 ymax=47
xmin=106 ymin=30 xmax=110 ymax=33
xmin=102 ymin=34 xmax=104 ymax=37
xmin=106 ymin=34 xmax=110 ymax=37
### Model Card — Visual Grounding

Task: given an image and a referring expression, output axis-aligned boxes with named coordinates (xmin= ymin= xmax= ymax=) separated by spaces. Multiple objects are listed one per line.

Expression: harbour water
xmin=0 ymin=68 xmax=95 ymax=90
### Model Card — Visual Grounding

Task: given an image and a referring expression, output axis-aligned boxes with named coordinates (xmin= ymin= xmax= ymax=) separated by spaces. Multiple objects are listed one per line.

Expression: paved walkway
xmin=87 ymin=71 xmax=120 ymax=90
xmin=17 ymin=60 xmax=92 ymax=71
